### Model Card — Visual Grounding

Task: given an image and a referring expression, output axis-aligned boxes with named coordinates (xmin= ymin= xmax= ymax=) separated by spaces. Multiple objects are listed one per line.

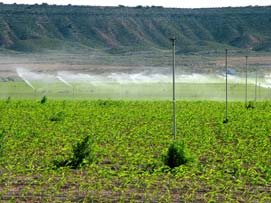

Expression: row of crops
xmin=0 ymin=99 xmax=270 ymax=201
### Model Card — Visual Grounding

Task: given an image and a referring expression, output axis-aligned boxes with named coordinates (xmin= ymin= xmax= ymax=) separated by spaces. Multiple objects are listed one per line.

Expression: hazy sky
xmin=1 ymin=0 xmax=271 ymax=8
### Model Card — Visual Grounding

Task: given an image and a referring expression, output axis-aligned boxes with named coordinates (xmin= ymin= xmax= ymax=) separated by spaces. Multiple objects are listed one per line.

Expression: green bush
xmin=6 ymin=96 xmax=11 ymax=104
xmin=246 ymin=101 xmax=255 ymax=109
xmin=163 ymin=141 xmax=193 ymax=168
xmin=41 ymin=96 xmax=47 ymax=104
xmin=54 ymin=135 xmax=94 ymax=169
xmin=50 ymin=111 xmax=64 ymax=122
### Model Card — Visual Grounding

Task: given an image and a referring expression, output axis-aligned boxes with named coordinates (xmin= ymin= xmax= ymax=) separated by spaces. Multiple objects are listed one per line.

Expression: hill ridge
xmin=1 ymin=4 xmax=271 ymax=53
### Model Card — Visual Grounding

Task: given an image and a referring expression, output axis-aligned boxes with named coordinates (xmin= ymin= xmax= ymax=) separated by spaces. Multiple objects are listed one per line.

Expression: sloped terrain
xmin=1 ymin=4 xmax=271 ymax=53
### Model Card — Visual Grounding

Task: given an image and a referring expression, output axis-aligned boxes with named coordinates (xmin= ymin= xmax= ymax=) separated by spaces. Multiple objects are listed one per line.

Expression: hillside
xmin=1 ymin=4 xmax=271 ymax=53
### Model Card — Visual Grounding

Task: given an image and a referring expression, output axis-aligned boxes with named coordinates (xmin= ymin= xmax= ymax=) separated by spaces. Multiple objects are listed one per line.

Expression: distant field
xmin=0 ymin=81 xmax=270 ymax=101
xmin=1 ymin=51 xmax=271 ymax=101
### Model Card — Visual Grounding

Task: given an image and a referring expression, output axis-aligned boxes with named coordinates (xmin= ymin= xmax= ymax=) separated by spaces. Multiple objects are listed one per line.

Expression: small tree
xmin=50 ymin=111 xmax=64 ymax=122
xmin=53 ymin=135 xmax=94 ymax=169
xmin=163 ymin=141 xmax=193 ymax=168
xmin=6 ymin=96 xmax=11 ymax=104
xmin=41 ymin=96 xmax=47 ymax=104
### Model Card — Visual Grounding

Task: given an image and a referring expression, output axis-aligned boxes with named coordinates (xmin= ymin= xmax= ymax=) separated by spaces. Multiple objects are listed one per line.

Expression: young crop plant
xmin=5 ymin=96 xmax=11 ymax=104
xmin=1 ymin=100 xmax=271 ymax=201
xmin=50 ymin=111 xmax=65 ymax=122
xmin=53 ymin=135 xmax=94 ymax=169
xmin=163 ymin=140 xmax=193 ymax=169
xmin=40 ymin=95 xmax=47 ymax=104
xmin=246 ymin=101 xmax=255 ymax=109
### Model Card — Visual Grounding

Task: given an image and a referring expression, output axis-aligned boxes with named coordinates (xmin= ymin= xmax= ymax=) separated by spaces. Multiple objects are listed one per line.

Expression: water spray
xmin=17 ymin=71 xmax=35 ymax=90
xmin=16 ymin=68 xmax=36 ymax=98
xmin=56 ymin=75 xmax=74 ymax=97
xmin=56 ymin=76 xmax=73 ymax=88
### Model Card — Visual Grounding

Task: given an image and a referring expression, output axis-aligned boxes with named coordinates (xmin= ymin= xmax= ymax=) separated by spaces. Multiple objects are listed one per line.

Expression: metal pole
xmin=170 ymin=37 xmax=176 ymax=140
xmin=224 ymin=49 xmax=228 ymax=123
xmin=245 ymin=56 xmax=248 ymax=108
xmin=255 ymin=70 xmax=257 ymax=102
xmin=259 ymin=83 xmax=261 ymax=101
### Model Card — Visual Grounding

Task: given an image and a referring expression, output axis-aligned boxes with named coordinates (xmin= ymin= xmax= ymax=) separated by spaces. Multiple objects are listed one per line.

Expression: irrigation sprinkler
xmin=16 ymin=69 xmax=37 ymax=98
xmin=245 ymin=56 xmax=248 ymax=108
xmin=169 ymin=36 xmax=176 ymax=140
xmin=56 ymin=75 xmax=74 ymax=97
xmin=223 ymin=49 xmax=229 ymax=123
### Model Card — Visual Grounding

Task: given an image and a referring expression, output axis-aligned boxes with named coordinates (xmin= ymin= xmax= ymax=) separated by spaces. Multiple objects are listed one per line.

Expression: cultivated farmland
xmin=0 ymin=100 xmax=270 ymax=202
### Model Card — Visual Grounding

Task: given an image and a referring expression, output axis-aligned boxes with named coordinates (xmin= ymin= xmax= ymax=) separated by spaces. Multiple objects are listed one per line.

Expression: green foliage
xmin=54 ymin=135 xmax=94 ymax=169
xmin=40 ymin=95 xmax=47 ymax=104
xmin=5 ymin=96 xmax=11 ymax=104
xmin=50 ymin=111 xmax=64 ymax=122
xmin=0 ymin=100 xmax=270 ymax=201
xmin=246 ymin=101 xmax=255 ymax=109
xmin=0 ymin=130 xmax=4 ymax=157
xmin=163 ymin=141 xmax=193 ymax=168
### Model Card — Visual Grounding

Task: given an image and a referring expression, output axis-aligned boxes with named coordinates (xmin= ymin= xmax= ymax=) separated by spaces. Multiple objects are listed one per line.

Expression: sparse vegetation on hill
xmin=1 ymin=4 xmax=271 ymax=53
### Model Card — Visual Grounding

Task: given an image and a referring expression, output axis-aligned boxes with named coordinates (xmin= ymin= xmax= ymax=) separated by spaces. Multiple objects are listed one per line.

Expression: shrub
xmin=246 ymin=101 xmax=255 ymax=109
xmin=6 ymin=96 xmax=11 ymax=104
xmin=163 ymin=141 xmax=193 ymax=168
xmin=50 ymin=111 xmax=64 ymax=122
xmin=54 ymin=135 xmax=94 ymax=169
xmin=41 ymin=96 xmax=47 ymax=104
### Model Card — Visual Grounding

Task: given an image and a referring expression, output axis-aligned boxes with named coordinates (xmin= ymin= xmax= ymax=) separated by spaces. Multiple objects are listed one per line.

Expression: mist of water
xmin=108 ymin=72 xmax=249 ymax=84
xmin=16 ymin=68 xmax=35 ymax=90
xmin=56 ymin=75 xmax=73 ymax=88
xmin=13 ymin=67 xmax=271 ymax=93
xmin=57 ymin=71 xmax=108 ymax=86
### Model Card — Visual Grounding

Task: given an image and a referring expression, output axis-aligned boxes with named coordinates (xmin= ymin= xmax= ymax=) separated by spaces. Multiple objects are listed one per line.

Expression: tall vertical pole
xmin=245 ymin=56 xmax=248 ymax=108
xmin=258 ymin=83 xmax=261 ymax=101
xmin=170 ymin=37 xmax=176 ymax=140
xmin=255 ymin=70 xmax=257 ymax=102
xmin=224 ymin=49 xmax=228 ymax=123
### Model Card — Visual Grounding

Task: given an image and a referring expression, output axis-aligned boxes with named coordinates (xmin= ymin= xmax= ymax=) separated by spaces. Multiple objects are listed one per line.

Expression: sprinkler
xmin=16 ymin=68 xmax=36 ymax=98
xmin=56 ymin=75 xmax=74 ymax=97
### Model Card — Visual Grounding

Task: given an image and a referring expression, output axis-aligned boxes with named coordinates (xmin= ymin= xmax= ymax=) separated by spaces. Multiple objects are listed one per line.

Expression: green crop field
xmin=0 ymin=99 xmax=270 ymax=202
xmin=1 ymin=81 xmax=271 ymax=101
